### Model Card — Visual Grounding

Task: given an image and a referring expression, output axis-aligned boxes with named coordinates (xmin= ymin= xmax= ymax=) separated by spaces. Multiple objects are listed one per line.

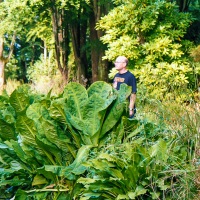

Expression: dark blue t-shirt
xmin=113 ymin=71 xmax=137 ymax=93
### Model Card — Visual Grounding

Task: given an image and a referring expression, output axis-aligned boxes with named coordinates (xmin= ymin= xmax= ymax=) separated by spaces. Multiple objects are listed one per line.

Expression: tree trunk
xmin=176 ymin=0 xmax=191 ymax=12
xmin=0 ymin=34 xmax=16 ymax=89
xmin=69 ymin=5 xmax=88 ymax=86
xmin=89 ymin=11 xmax=99 ymax=82
xmin=50 ymin=0 xmax=70 ymax=85
xmin=89 ymin=0 xmax=112 ymax=83
xmin=70 ymin=23 xmax=87 ymax=84
xmin=0 ymin=37 xmax=5 ymax=88
xmin=0 ymin=59 xmax=6 ymax=88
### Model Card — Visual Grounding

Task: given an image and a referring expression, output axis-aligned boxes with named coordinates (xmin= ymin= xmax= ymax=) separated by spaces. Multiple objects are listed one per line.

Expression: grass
xmin=137 ymin=99 xmax=200 ymax=199
xmin=29 ymin=74 xmax=65 ymax=96
xmin=0 ymin=78 xmax=22 ymax=95
xmin=0 ymin=76 xmax=65 ymax=96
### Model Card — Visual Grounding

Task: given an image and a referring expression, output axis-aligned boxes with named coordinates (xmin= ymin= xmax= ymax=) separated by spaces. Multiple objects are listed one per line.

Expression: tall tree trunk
xmin=51 ymin=0 xmax=70 ymax=85
xmin=0 ymin=59 xmax=6 ymax=88
xmin=0 ymin=38 xmax=6 ymax=88
xmin=70 ymin=23 xmax=87 ymax=84
xmin=176 ymin=0 xmax=191 ymax=12
xmin=70 ymin=6 xmax=88 ymax=85
xmin=89 ymin=0 xmax=112 ymax=83
xmin=89 ymin=11 xmax=99 ymax=82
xmin=0 ymin=34 xmax=16 ymax=89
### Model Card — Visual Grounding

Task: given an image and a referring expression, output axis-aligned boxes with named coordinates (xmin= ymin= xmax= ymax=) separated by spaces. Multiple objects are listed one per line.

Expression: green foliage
xmin=4 ymin=57 xmax=20 ymax=80
xmin=0 ymin=0 xmax=52 ymax=43
xmin=97 ymin=0 xmax=192 ymax=60
xmin=136 ymin=62 xmax=193 ymax=102
xmin=0 ymin=81 xmax=131 ymax=198
xmin=63 ymin=81 xmax=130 ymax=145
xmin=0 ymin=82 xmax=198 ymax=199
xmin=75 ymin=115 xmax=198 ymax=199
xmin=97 ymin=0 xmax=198 ymax=101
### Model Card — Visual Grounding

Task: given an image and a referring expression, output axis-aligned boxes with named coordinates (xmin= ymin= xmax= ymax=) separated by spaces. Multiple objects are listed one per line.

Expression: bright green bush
xmin=97 ymin=0 xmax=198 ymax=102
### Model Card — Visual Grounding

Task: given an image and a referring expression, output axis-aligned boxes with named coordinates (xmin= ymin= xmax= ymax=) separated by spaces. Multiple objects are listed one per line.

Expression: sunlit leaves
xmin=135 ymin=61 xmax=192 ymax=100
xmin=97 ymin=0 xmax=194 ymax=101
xmin=98 ymin=0 xmax=192 ymax=62
xmin=103 ymin=35 xmax=140 ymax=61
xmin=142 ymin=37 xmax=183 ymax=61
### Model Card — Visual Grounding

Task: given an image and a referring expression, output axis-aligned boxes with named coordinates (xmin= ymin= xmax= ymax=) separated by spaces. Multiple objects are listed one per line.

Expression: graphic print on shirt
xmin=114 ymin=77 xmax=125 ymax=83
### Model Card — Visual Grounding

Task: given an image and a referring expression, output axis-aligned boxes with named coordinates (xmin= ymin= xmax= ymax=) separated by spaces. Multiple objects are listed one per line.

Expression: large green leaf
xmin=32 ymin=174 xmax=48 ymax=186
xmin=87 ymin=81 xmax=117 ymax=107
xmin=26 ymin=103 xmax=50 ymax=122
xmin=67 ymin=94 xmax=107 ymax=145
xmin=4 ymin=140 xmax=33 ymax=171
xmin=27 ymin=102 xmax=77 ymax=159
xmin=149 ymin=138 xmax=168 ymax=161
xmin=63 ymin=82 xmax=88 ymax=118
xmin=49 ymin=98 xmax=82 ymax=146
xmin=49 ymin=98 xmax=68 ymax=124
xmin=0 ymin=119 xmax=16 ymax=141
xmin=45 ymin=145 xmax=92 ymax=180
xmin=0 ymin=105 xmax=16 ymax=124
xmin=0 ymin=143 xmax=17 ymax=167
xmin=16 ymin=114 xmax=38 ymax=148
xmin=101 ymin=84 xmax=131 ymax=137
xmin=10 ymin=86 xmax=31 ymax=113
xmin=38 ymin=118 xmax=76 ymax=160
xmin=87 ymin=81 xmax=111 ymax=96
xmin=65 ymin=82 xmax=117 ymax=145
xmin=15 ymin=113 xmax=47 ymax=165
xmin=123 ymin=165 xmax=138 ymax=189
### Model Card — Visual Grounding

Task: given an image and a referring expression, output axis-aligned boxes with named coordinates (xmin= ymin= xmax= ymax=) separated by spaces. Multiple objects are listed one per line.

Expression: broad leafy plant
xmin=0 ymin=81 xmax=131 ymax=199
xmin=0 ymin=82 xmax=198 ymax=199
